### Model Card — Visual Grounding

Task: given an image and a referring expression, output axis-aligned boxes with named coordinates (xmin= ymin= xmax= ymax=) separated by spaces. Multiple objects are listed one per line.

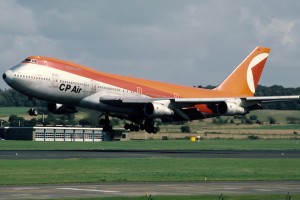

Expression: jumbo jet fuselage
xmin=4 ymin=58 xmax=148 ymax=115
xmin=3 ymin=47 xmax=300 ymax=133
xmin=3 ymin=56 xmax=228 ymax=119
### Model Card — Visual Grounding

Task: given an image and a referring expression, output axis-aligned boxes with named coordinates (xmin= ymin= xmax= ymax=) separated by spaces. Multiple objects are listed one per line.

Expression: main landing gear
xmin=28 ymin=97 xmax=38 ymax=116
xmin=99 ymin=114 xmax=113 ymax=132
xmin=124 ymin=119 xmax=159 ymax=134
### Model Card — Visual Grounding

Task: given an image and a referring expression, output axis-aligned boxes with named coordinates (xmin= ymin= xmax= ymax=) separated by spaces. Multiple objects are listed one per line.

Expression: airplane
xmin=3 ymin=46 xmax=300 ymax=133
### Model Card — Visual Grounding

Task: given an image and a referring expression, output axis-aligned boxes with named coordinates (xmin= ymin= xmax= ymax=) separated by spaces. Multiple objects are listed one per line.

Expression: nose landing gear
xmin=28 ymin=108 xmax=38 ymax=116
xmin=28 ymin=97 xmax=38 ymax=116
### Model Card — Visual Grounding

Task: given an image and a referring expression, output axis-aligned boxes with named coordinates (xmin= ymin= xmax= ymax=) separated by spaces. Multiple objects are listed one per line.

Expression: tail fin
xmin=215 ymin=46 xmax=270 ymax=96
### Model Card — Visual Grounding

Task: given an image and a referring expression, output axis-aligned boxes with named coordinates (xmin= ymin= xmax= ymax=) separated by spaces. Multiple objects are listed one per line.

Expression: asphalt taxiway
xmin=1 ymin=181 xmax=300 ymax=199
xmin=1 ymin=149 xmax=300 ymax=159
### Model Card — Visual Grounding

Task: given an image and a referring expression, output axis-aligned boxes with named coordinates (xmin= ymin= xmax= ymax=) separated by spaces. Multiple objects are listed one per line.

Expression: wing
xmin=244 ymin=96 xmax=300 ymax=103
xmin=100 ymin=95 xmax=300 ymax=121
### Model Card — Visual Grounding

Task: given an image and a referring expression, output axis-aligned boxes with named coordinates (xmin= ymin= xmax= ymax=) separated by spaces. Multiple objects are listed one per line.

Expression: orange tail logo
xmin=216 ymin=46 xmax=270 ymax=97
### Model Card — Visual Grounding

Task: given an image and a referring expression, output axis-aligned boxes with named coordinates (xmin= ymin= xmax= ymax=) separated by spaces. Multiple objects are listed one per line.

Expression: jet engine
xmin=144 ymin=100 xmax=174 ymax=118
xmin=217 ymin=101 xmax=247 ymax=116
xmin=47 ymin=103 xmax=77 ymax=114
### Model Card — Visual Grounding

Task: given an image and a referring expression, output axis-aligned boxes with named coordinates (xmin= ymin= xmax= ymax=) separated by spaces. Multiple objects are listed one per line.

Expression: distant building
xmin=0 ymin=126 xmax=126 ymax=142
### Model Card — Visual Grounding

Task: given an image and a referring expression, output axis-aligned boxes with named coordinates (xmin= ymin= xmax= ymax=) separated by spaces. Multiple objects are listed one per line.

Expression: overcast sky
xmin=1 ymin=0 xmax=300 ymax=89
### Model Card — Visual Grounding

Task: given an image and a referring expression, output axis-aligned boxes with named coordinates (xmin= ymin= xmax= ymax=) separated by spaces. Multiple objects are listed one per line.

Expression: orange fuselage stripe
xmin=25 ymin=56 xmax=241 ymax=99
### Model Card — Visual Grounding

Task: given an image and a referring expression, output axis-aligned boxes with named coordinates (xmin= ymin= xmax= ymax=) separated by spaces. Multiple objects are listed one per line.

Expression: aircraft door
xmin=137 ymin=87 xmax=142 ymax=95
xmin=52 ymin=74 xmax=58 ymax=87
xmin=90 ymin=80 xmax=97 ymax=92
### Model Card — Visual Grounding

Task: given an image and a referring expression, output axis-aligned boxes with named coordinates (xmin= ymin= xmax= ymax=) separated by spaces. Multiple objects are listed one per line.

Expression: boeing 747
xmin=3 ymin=46 xmax=300 ymax=133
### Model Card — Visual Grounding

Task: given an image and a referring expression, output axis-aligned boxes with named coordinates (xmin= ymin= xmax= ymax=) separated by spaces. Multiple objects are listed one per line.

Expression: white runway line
xmin=253 ymin=188 xmax=273 ymax=192
xmin=58 ymin=187 xmax=119 ymax=193
xmin=12 ymin=187 xmax=39 ymax=190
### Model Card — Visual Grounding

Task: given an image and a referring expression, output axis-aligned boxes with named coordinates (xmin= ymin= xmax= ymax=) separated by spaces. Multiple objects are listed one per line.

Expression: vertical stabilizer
xmin=215 ymin=46 xmax=270 ymax=96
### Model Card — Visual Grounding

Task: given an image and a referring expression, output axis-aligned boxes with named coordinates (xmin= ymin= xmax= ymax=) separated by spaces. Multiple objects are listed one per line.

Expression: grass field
xmin=0 ymin=109 xmax=299 ymax=199
xmin=1 ymin=139 xmax=300 ymax=150
xmin=1 ymin=158 xmax=300 ymax=185
xmin=1 ymin=140 xmax=300 ymax=186
xmin=1 ymin=140 xmax=300 ymax=199
xmin=0 ymin=107 xmax=31 ymax=118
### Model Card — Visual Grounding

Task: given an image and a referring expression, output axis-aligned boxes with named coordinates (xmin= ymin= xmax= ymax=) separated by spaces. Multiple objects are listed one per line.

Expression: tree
xmin=25 ymin=118 xmax=37 ymax=126
xmin=79 ymin=118 xmax=94 ymax=126
xmin=181 ymin=125 xmax=191 ymax=133
xmin=8 ymin=115 xmax=25 ymax=126
xmin=269 ymin=117 xmax=277 ymax=124
xmin=249 ymin=115 xmax=257 ymax=121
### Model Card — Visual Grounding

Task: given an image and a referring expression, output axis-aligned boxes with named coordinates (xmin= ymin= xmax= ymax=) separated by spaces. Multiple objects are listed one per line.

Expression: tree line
xmin=1 ymin=85 xmax=299 ymax=109
xmin=197 ymin=85 xmax=300 ymax=110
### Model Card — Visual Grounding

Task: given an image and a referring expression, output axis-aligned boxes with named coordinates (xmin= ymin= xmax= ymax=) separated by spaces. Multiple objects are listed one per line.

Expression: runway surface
xmin=1 ymin=181 xmax=300 ymax=199
xmin=1 ymin=149 xmax=300 ymax=159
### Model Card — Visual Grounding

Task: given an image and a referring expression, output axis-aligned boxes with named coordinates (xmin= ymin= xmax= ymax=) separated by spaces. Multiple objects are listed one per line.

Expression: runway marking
xmin=157 ymin=185 xmax=175 ymax=187
xmin=157 ymin=184 xmax=198 ymax=187
xmin=223 ymin=187 xmax=239 ymax=190
xmin=58 ymin=187 xmax=119 ymax=193
xmin=13 ymin=187 xmax=39 ymax=190
xmin=253 ymin=188 xmax=273 ymax=192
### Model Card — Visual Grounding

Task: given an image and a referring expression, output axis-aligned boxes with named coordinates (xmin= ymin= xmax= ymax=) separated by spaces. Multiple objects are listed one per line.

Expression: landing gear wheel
xmin=140 ymin=124 xmax=145 ymax=131
xmin=152 ymin=127 xmax=158 ymax=134
xmin=143 ymin=119 xmax=159 ymax=134
xmin=124 ymin=123 xmax=130 ymax=130
xmin=124 ymin=123 xmax=140 ymax=132
xmin=145 ymin=126 xmax=158 ymax=134
xmin=28 ymin=108 xmax=38 ymax=116
xmin=103 ymin=125 xmax=113 ymax=132
xmin=100 ymin=114 xmax=113 ymax=133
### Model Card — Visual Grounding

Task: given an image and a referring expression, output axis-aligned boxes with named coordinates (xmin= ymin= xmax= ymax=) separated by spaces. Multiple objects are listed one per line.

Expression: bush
xmin=8 ymin=115 xmax=25 ymax=126
xmin=181 ymin=125 xmax=191 ymax=133
xmin=249 ymin=115 xmax=257 ymax=121
xmin=248 ymin=135 xmax=259 ymax=140
xmin=269 ymin=117 xmax=277 ymax=124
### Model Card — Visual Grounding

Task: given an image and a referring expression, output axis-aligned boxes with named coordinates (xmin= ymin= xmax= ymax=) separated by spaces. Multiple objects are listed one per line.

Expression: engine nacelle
xmin=217 ymin=101 xmax=247 ymax=116
xmin=144 ymin=100 xmax=174 ymax=118
xmin=47 ymin=103 xmax=77 ymax=114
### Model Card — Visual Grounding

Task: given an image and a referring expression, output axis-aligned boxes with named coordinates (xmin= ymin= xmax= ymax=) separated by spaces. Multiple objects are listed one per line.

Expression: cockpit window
xmin=23 ymin=58 xmax=31 ymax=62
xmin=22 ymin=58 xmax=37 ymax=63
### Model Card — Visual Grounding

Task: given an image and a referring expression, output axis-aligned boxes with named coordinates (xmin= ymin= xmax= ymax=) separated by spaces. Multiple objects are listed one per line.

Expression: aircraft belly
xmin=78 ymin=92 xmax=134 ymax=115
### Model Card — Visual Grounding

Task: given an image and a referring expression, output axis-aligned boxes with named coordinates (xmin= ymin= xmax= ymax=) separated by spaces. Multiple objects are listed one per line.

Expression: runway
xmin=1 ymin=181 xmax=300 ymax=199
xmin=1 ymin=149 xmax=300 ymax=159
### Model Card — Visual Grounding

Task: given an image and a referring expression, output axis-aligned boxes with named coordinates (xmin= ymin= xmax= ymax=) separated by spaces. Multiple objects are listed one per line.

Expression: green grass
xmin=1 ymin=141 xmax=299 ymax=198
xmin=1 ymin=139 xmax=300 ymax=150
xmin=252 ymin=110 xmax=300 ymax=123
xmin=0 ymin=158 xmax=300 ymax=185
xmin=247 ymin=124 xmax=300 ymax=130
xmin=0 ymin=107 xmax=31 ymax=117
xmin=204 ymin=123 xmax=300 ymax=130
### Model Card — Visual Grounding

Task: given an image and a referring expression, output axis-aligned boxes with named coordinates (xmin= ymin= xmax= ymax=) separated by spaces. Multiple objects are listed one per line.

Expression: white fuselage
xmin=4 ymin=62 xmax=146 ymax=115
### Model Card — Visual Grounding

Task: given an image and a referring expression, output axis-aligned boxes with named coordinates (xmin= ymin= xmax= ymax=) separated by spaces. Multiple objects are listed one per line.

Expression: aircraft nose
xmin=3 ymin=70 xmax=14 ymax=84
